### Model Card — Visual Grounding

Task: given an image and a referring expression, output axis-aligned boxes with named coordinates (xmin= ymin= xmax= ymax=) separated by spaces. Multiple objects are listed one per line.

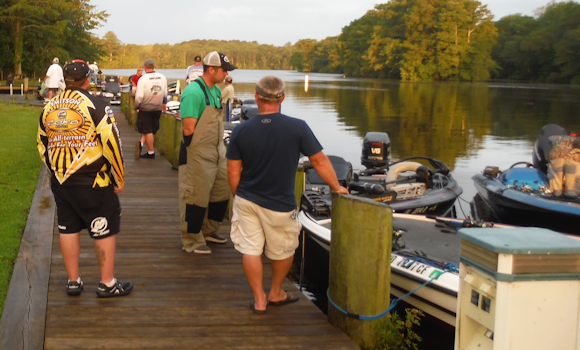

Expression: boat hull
xmin=472 ymin=174 xmax=580 ymax=234
xmin=298 ymin=211 xmax=459 ymax=327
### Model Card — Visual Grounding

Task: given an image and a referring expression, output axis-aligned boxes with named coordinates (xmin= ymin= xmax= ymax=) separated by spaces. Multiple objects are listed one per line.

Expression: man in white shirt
xmin=185 ymin=56 xmax=203 ymax=85
xmin=221 ymin=76 xmax=234 ymax=120
xmin=134 ymin=59 xmax=168 ymax=159
xmin=89 ymin=61 xmax=100 ymax=85
xmin=43 ymin=57 xmax=63 ymax=101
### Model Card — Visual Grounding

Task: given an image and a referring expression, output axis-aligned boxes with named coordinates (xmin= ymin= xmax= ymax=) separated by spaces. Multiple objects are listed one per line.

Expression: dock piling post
xmin=328 ymin=194 xmax=392 ymax=349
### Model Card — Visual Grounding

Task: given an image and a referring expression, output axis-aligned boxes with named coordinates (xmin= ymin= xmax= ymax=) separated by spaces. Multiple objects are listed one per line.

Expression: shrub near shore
xmin=0 ymin=102 xmax=42 ymax=316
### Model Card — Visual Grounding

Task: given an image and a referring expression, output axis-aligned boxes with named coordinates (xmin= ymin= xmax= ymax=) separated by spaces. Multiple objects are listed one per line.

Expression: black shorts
xmin=51 ymin=185 xmax=121 ymax=239
xmin=137 ymin=110 xmax=161 ymax=135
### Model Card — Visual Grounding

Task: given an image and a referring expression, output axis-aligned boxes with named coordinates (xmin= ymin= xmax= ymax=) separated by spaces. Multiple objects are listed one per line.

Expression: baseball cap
xmin=144 ymin=59 xmax=155 ymax=68
xmin=194 ymin=56 xmax=201 ymax=62
xmin=53 ymin=57 xmax=59 ymax=64
xmin=63 ymin=59 xmax=90 ymax=82
xmin=225 ymin=76 xmax=233 ymax=82
xmin=203 ymin=51 xmax=237 ymax=71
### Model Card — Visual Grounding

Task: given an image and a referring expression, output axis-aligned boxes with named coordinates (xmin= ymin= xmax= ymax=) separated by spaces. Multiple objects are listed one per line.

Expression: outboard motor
xmin=533 ymin=124 xmax=567 ymax=173
xmin=241 ymin=105 xmax=259 ymax=122
xmin=361 ymin=132 xmax=390 ymax=169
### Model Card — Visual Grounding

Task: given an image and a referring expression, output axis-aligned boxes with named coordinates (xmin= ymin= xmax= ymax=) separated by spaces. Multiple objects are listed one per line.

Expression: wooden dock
xmin=1 ymin=107 xmax=357 ymax=349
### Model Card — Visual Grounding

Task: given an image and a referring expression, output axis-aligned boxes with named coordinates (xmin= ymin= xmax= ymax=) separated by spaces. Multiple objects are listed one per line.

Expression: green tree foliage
xmin=98 ymin=38 xmax=297 ymax=70
xmin=338 ymin=9 xmax=381 ymax=77
xmin=0 ymin=0 xmax=107 ymax=77
xmin=359 ymin=0 xmax=497 ymax=81
xmin=492 ymin=1 xmax=580 ymax=83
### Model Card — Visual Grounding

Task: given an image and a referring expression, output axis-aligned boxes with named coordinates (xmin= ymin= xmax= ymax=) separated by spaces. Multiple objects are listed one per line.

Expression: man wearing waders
xmin=178 ymin=51 xmax=237 ymax=254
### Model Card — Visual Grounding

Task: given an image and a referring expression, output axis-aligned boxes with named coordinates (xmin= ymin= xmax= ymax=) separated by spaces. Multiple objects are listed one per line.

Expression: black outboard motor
xmin=241 ymin=106 xmax=259 ymax=121
xmin=240 ymin=99 xmax=259 ymax=122
xmin=361 ymin=132 xmax=390 ymax=169
xmin=533 ymin=124 xmax=567 ymax=174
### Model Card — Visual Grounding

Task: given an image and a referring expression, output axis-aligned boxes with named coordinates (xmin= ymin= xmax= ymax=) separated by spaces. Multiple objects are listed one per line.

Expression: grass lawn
xmin=0 ymin=101 xmax=43 ymax=317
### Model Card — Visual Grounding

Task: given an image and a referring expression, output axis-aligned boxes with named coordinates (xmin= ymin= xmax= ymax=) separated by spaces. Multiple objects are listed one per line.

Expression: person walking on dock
xmin=135 ymin=59 xmax=167 ymax=159
xmin=226 ymin=76 xmax=349 ymax=313
xmin=221 ymin=76 xmax=234 ymax=120
xmin=131 ymin=68 xmax=143 ymax=94
xmin=37 ymin=59 xmax=133 ymax=298
xmin=88 ymin=61 xmax=100 ymax=85
xmin=43 ymin=57 xmax=63 ymax=102
xmin=185 ymin=55 xmax=203 ymax=85
xmin=178 ymin=51 xmax=236 ymax=254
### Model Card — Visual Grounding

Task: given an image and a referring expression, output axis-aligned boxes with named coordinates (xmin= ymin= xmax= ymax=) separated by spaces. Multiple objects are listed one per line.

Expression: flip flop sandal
xmin=250 ymin=301 xmax=267 ymax=314
xmin=269 ymin=291 xmax=299 ymax=306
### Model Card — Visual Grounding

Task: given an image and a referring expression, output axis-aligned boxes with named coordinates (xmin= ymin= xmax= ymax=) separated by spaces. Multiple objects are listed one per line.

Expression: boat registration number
xmin=391 ymin=255 xmax=431 ymax=275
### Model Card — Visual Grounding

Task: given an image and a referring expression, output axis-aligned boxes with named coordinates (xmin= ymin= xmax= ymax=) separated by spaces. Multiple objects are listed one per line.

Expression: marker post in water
xmin=304 ymin=75 xmax=309 ymax=92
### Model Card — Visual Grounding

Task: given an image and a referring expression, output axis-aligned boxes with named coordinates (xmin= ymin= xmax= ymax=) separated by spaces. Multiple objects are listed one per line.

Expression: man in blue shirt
xmin=226 ymin=76 xmax=348 ymax=314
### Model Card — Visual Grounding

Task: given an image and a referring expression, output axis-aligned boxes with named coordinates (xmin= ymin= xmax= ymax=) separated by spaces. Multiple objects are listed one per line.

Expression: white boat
xmin=299 ymin=210 xmax=462 ymax=326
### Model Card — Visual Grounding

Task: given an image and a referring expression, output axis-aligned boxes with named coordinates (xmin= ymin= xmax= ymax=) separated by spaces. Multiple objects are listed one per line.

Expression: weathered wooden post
xmin=328 ymin=194 xmax=392 ymax=349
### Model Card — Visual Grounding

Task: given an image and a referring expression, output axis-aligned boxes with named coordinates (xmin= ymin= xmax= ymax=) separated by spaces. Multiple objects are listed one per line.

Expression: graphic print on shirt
xmin=38 ymin=90 xmax=114 ymax=185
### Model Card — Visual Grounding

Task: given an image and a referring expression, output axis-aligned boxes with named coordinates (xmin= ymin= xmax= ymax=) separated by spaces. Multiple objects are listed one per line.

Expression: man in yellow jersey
xmin=178 ymin=51 xmax=236 ymax=254
xmin=37 ymin=59 xmax=133 ymax=297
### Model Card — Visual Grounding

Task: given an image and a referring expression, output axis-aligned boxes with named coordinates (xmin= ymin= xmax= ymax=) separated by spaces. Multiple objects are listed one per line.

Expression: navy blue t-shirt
xmin=226 ymin=112 xmax=323 ymax=212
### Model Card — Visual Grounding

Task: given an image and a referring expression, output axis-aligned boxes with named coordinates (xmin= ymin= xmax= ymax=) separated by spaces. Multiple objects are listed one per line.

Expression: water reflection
xmin=234 ymin=79 xmax=580 ymax=173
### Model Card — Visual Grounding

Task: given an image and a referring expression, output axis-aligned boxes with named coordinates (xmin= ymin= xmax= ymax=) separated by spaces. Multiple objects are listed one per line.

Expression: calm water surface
xmin=106 ymin=68 xmax=580 ymax=212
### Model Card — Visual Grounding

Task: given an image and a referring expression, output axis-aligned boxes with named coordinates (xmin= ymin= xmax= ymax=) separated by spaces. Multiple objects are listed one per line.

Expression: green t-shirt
xmin=180 ymin=77 xmax=222 ymax=120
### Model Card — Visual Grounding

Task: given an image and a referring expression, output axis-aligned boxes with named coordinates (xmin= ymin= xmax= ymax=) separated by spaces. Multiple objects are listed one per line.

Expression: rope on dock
xmin=327 ymin=260 xmax=459 ymax=321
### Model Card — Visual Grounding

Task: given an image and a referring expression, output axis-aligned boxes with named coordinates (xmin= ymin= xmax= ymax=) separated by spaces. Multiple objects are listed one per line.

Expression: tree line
xmin=1 ymin=0 xmax=579 ymax=83
xmin=491 ymin=1 xmax=580 ymax=83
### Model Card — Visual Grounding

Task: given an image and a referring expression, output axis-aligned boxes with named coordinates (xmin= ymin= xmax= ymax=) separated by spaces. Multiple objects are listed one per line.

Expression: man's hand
xmin=114 ymin=186 xmax=123 ymax=193
xmin=309 ymin=151 xmax=347 ymax=194
xmin=332 ymin=186 xmax=349 ymax=195
xmin=162 ymin=104 xmax=167 ymax=113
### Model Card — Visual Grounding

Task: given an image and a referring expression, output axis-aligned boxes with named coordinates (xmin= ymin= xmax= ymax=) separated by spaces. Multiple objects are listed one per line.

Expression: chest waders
xmin=178 ymin=80 xmax=230 ymax=252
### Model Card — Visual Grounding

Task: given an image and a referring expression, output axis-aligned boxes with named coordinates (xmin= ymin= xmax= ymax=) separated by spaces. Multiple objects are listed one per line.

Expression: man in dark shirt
xmin=226 ymin=76 xmax=348 ymax=313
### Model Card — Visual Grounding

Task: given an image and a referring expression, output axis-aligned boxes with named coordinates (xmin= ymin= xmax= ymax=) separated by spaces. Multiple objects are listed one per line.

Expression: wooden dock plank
xmin=0 ymin=167 xmax=55 ymax=350
xmin=41 ymin=107 xmax=357 ymax=349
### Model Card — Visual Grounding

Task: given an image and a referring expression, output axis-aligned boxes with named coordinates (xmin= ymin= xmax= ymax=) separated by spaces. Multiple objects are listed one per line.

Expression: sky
xmin=92 ymin=0 xmax=564 ymax=47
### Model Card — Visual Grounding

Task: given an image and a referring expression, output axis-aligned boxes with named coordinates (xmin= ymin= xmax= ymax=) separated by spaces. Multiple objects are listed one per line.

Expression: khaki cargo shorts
xmin=230 ymin=196 xmax=302 ymax=260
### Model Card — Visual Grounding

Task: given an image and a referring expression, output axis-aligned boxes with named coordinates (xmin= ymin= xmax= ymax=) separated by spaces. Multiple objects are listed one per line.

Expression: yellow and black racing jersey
xmin=37 ymin=87 xmax=124 ymax=188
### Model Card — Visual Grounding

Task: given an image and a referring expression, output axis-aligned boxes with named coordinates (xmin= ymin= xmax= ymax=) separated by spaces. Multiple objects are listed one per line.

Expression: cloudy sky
xmin=92 ymin=0 xmax=564 ymax=46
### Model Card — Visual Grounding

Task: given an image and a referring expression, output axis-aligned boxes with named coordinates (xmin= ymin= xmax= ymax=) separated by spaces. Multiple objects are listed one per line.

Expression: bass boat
xmin=472 ymin=124 xmax=580 ymax=235
xmin=299 ymin=210 xmax=463 ymax=326
xmin=302 ymin=132 xmax=463 ymax=217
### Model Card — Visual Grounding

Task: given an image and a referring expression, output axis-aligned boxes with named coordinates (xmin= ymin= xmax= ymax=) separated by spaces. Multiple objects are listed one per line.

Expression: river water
xmin=106 ymin=68 xmax=580 ymax=212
